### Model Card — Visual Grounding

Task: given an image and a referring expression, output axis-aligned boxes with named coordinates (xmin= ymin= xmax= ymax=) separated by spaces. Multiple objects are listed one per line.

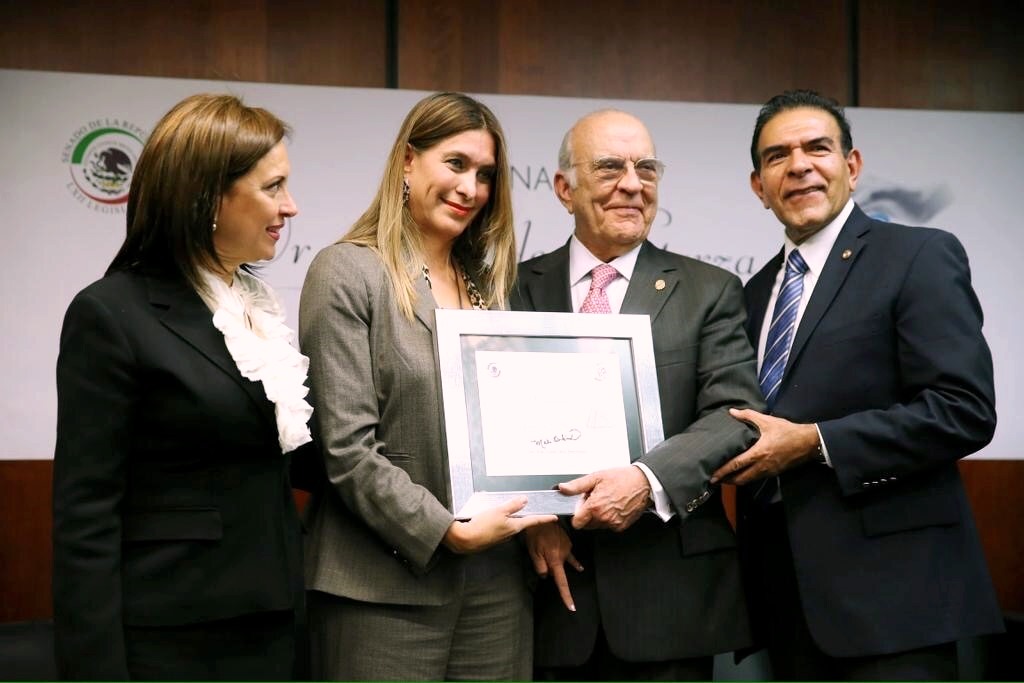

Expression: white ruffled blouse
xmin=199 ymin=270 xmax=313 ymax=453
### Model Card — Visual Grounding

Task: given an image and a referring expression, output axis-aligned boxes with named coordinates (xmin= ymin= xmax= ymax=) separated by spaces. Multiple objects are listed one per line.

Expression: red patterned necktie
xmin=579 ymin=263 xmax=618 ymax=313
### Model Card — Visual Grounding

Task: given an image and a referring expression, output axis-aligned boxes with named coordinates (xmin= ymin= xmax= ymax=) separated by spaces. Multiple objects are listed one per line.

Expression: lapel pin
xmin=655 ymin=279 xmax=666 ymax=291
xmin=842 ymin=249 xmax=853 ymax=260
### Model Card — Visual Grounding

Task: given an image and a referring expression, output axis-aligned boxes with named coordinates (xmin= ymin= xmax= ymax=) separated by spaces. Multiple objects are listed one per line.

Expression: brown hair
xmin=343 ymin=92 xmax=517 ymax=319
xmin=107 ymin=93 xmax=290 ymax=291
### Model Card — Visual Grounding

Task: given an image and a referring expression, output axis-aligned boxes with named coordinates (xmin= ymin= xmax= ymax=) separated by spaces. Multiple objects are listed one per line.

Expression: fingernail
xmin=710 ymin=476 xmax=719 ymax=485
xmin=569 ymin=604 xmax=576 ymax=612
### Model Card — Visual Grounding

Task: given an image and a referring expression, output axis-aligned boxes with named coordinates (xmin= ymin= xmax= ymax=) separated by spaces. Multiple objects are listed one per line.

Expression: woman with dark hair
xmin=53 ymin=93 xmax=313 ymax=680
xmin=300 ymin=91 xmax=555 ymax=680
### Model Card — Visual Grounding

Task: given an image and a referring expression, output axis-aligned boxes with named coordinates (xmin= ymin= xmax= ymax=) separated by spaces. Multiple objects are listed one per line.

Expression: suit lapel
xmin=746 ymin=248 xmax=783 ymax=344
xmin=787 ymin=205 xmax=871 ymax=370
xmin=147 ymin=274 xmax=276 ymax=426
xmin=523 ymin=242 xmax=573 ymax=312
xmin=412 ymin=268 xmax=437 ymax=331
xmin=621 ymin=241 xmax=678 ymax=321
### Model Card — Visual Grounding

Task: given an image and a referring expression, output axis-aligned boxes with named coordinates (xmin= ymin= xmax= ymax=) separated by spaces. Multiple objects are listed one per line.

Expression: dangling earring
xmin=402 ymin=178 xmax=411 ymax=204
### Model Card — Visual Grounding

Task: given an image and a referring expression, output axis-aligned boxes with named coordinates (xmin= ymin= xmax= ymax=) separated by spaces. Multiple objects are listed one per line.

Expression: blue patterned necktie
xmin=759 ymin=249 xmax=809 ymax=410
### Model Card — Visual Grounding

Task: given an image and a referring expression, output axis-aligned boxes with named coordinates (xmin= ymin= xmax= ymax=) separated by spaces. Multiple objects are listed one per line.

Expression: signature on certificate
xmin=529 ymin=428 xmax=582 ymax=449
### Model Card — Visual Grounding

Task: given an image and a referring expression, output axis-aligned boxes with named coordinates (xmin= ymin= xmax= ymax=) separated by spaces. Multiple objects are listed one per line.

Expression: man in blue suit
xmin=713 ymin=89 xmax=1004 ymax=680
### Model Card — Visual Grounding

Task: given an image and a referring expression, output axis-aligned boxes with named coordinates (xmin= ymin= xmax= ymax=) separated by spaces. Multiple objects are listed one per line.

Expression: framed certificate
xmin=434 ymin=309 xmax=664 ymax=518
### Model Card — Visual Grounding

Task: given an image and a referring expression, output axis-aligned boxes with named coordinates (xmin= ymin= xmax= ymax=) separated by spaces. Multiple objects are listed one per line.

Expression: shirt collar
xmin=569 ymin=235 xmax=643 ymax=286
xmin=783 ymin=198 xmax=854 ymax=275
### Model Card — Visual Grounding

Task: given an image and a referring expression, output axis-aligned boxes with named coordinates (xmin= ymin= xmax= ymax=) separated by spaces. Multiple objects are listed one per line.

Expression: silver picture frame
xmin=434 ymin=309 xmax=664 ymax=518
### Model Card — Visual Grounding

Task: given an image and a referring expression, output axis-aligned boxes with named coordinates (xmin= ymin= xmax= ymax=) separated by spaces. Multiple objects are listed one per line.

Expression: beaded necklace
xmin=421 ymin=258 xmax=486 ymax=310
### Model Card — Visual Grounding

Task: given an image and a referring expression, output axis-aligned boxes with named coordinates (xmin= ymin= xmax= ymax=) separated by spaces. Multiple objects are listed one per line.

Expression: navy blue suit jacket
xmin=738 ymin=204 xmax=1002 ymax=657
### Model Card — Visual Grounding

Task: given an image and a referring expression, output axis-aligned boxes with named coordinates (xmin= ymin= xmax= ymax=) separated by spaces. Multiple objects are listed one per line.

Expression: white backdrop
xmin=2 ymin=68 xmax=1021 ymax=459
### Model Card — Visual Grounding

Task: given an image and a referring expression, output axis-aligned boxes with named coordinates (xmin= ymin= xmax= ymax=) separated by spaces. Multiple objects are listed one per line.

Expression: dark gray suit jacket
xmin=512 ymin=239 xmax=764 ymax=664
xmin=739 ymin=205 xmax=1003 ymax=657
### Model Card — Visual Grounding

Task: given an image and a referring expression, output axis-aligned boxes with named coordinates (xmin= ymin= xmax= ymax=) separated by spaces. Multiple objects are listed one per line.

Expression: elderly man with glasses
xmin=511 ymin=109 xmax=764 ymax=681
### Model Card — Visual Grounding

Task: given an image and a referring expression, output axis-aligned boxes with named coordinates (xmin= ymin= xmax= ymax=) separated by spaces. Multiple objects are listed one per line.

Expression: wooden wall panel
xmin=267 ymin=0 xmax=389 ymax=87
xmin=0 ymin=461 xmax=52 ymax=622
xmin=398 ymin=0 xmax=850 ymax=104
xmin=960 ymin=460 xmax=1024 ymax=614
xmin=0 ymin=0 xmax=388 ymax=87
xmin=858 ymin=0 xmax=1024 ymax=111
xmin=396 ymin=1 xmax=501 ymax=96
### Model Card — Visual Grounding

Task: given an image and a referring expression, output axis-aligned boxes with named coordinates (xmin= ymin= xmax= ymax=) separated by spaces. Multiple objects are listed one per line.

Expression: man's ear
xmin=846 ymin=148 xmax=863 ymax=192
xmin=750 ymin=169 xmax=769 ymax=209
xmin=553 ymin=171 xmax=575 ymax=214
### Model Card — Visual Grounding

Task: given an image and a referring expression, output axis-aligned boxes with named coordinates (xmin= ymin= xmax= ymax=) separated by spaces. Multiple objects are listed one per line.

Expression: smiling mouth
xmin=444 ymin=199 xmax=472 ymax=215
xmin=785 ymin=187 xmax=825 ymax=200
xmin=267 ymin=225 xmax=283 ymax=240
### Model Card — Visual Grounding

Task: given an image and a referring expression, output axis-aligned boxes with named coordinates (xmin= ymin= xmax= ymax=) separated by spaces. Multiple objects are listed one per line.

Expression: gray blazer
xmin=299 ymin=242 xmax=463 ymax=605
xmin=512 ymin=240 xmax=764 ymax=664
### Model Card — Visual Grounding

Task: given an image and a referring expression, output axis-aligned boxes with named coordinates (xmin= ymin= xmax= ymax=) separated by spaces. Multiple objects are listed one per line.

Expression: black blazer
xmin=738 ymin=205 xmax=1003 ymax=657
xmin=53 ymin=270 xmax=305 ymax=679
xmin=512 ymin=240 xmax=763 ymax=664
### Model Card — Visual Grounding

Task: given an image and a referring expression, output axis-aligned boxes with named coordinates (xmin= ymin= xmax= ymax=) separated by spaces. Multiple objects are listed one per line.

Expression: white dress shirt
xmin=756 ymin=198 xmax=856 ymax=467
xmin=568 ymin=235 xmax=673 ymax=520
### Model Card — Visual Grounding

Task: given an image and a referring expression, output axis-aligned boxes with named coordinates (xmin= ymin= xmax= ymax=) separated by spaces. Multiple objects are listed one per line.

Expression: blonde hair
xmin=343 ymin=92 xmax=516 ymax=319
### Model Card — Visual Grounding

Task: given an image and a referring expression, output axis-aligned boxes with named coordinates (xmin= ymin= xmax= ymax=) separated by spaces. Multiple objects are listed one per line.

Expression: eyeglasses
xmin=574 ymin=156 xmax=666 ymax=184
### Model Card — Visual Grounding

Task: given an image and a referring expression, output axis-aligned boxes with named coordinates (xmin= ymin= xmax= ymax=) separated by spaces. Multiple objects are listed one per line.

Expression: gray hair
xmin=557 ymin=108 xmax=650 ymax=189
xmin=557 ymin=126 xmax=576 ymax=188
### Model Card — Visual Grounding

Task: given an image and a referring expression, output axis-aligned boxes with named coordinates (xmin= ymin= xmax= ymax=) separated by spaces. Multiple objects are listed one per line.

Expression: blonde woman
xmin=300 ymin=92 xmax=555 ymax=680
